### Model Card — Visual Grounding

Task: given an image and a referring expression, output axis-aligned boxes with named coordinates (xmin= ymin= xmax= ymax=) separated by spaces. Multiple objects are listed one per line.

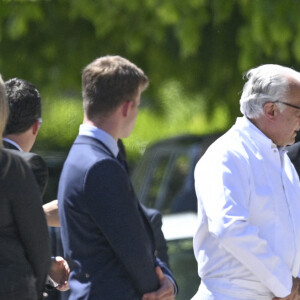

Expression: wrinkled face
xmin=273 ymin=81 xmax=300 ymax=147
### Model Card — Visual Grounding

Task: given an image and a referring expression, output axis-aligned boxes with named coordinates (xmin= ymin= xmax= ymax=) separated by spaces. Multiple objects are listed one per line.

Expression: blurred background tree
xmin=1 ymin=0 xmax=300 ymax=157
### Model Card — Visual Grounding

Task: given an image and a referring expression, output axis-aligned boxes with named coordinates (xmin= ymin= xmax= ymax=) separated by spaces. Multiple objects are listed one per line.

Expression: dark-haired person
xmin=0 ymin=74 xmax=51 ymax=300
xmin=3 ymin=77 xmax=60 ymax=226
xmin=4 ymin=77 xmax=42 ymax=152
xmin=3 ymin=78 xmax=70 ymax=295
xmin=58 ymin=55 xmax=177 ymax=299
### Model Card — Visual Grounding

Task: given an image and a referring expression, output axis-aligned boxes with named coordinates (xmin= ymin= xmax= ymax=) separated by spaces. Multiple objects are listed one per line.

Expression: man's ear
xmin=264 ymin=102 xmax=277 ymax=121
xmin=121 ymin=101 xmax=133 ymax=117
xmin=32 ymin=120 xmax=40 ymax=135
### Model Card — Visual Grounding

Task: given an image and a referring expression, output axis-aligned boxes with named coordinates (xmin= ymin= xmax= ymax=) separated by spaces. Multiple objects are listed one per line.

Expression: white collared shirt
xmin=79 ymin=124 xmax=119 ymax=157
xmin=193 ymin=117 xmax=300 ymax=299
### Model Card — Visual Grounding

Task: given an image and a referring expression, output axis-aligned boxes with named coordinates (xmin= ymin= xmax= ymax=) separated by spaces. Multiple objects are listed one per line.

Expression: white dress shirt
xmin=192 ymin=117 xmax=300 ymax=300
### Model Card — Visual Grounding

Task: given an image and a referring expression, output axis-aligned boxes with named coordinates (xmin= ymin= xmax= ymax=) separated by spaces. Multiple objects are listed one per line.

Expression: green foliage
xmin=31 ymin=79 xmax=231 ymax=163
xmin=35 ymin=82 xmax=230 ymax=162
xmin=2 ymin=0 xmax=300 ymax=156
xmin=125 ymin=79 xmax=230 ymax=162
xmin=34 ymin=95 xmax=83 ymax=151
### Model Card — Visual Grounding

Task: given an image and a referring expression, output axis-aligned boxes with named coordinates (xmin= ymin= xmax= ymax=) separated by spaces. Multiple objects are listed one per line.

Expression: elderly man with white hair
xmin=192 ymin=64 xmax=300 ymax=300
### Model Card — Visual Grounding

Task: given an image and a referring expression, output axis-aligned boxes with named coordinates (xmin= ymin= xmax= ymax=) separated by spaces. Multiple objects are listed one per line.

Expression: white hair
xmin=240 ymin=64 xmax=300 ymax=118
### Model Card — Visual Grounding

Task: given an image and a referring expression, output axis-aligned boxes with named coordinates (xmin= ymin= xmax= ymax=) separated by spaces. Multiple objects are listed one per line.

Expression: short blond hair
xmin=0 ymin=74 xmax=8 ymax=144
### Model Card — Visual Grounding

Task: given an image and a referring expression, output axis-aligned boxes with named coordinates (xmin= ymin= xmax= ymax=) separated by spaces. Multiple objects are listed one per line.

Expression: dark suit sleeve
xmin=140 ymin=205 xmax=170 ymax=266
xmin=155 ymin=257 xmax=178 ymax=293
xmin=140 ymin=205 xmax=178 ymax=293
xmin=141 ymin=207 xmax=178 ymax=292
xmin=287 ymin=142 xmax=300 ymax=177
xmin=10 ymin=156 xmax=51 ymax=298
xmin=85 ymin=159 xmax=160 ymax=294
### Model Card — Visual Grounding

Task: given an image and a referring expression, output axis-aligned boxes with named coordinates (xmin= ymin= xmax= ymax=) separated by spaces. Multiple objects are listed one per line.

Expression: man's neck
xmin=83 ymin=117 xmax=119 ymax=141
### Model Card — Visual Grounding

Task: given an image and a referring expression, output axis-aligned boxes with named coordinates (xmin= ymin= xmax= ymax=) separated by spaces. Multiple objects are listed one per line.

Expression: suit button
xmin=154 ymin=250 xmax=158 ymax=257
xmin=85 ymin=273 xmax=90 ymax=278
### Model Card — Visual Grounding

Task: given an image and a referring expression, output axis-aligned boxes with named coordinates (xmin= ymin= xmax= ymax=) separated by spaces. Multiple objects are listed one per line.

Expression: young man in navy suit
xmin=58 ymin=55 xmax=177 ymax=299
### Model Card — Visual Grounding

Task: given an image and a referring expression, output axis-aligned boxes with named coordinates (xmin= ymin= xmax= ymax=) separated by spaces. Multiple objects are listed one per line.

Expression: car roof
xmin=145 ymin=132 xmax=224 ymax=151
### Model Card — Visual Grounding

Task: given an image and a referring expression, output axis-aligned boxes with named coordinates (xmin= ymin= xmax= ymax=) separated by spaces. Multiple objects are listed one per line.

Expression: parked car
xmin=131 ymin=133 xmax=223 ymax=300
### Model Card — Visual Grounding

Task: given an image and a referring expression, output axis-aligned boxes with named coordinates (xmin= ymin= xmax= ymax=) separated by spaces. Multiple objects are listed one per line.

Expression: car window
xmin=132 ymin=135 xmax=224 ymax=215
xmin=158 ymin=153 xmax=190 ymax=214
xmin=143 ymin=151 xmax=170 ymax=209
xmin=133 ymin=147 xmax=195 ymax=214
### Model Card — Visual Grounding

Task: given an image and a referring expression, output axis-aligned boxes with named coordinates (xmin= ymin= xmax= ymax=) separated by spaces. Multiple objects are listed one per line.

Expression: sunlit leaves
xmin=4 ymin=3 xmax=43 ymax=39
xmin=2 ymin=0 xmax=300 ymax=128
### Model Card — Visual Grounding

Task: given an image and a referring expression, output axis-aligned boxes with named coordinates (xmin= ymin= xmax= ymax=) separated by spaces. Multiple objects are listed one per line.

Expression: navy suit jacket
xmin=58 ymin=135 xmax=175 ymax=300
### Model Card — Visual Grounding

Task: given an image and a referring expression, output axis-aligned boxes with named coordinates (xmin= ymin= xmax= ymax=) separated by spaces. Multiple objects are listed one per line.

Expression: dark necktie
xmin=117 ymin=152 xmax=129 ymax=173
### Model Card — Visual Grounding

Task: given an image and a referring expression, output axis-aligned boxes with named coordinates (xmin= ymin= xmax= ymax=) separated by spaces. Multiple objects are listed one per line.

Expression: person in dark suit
xmin=3 ymin=77 xmax=70 ymax=296
xmin=3 ymin=77 xmax=60 ymax=226
xmin=58 ymin=55 xmax=177 ymax=299
xmin=0 ymin=74 xmax=51 ymax=300
xmin=3 ymin=132 xmax=49 ymax=199
xmin=3 ymin=77 xmax=170 ymax=300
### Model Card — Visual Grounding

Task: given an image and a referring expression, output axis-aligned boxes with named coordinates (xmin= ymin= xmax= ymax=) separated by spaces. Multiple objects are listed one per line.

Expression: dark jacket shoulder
xmin=287 ymin=142 xmax=300 ymax=177
xmin=4 ymin=149 xmax=49 ymax=196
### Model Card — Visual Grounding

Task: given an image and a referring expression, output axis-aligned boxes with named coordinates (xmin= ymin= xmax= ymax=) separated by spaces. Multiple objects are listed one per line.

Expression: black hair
xmin=4 ymin=78 xmax=41 ymax=134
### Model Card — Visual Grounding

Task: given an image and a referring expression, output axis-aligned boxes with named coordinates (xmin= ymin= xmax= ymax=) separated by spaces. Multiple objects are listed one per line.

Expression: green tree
xmin=1 ymin=0 xmax=300 ymax=149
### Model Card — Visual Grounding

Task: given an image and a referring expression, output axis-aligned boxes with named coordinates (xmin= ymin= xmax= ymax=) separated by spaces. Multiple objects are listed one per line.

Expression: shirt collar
xmin=79 ymin=124 xmax=119 ymax=157
xmin=236 ymin=117 xmax=287 ymax=155
xmin=2 ymin=138 xmax=23 ymax=151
